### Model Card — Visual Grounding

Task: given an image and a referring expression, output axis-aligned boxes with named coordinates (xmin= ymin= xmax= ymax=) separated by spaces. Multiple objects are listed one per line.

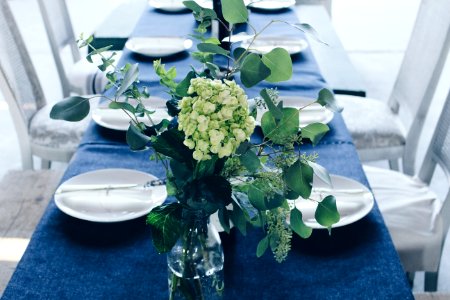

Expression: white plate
xmin=248 ymin=0 xmax=296 ymax=10
xmin=149 ymin=0 xmax=212 ymax=12
xmin=92 ymin=96 xmax=171 ymax=131
xmin=125 ymin=37 xmax=193 ymax=57
xmin=293 ymin=174 xmax=374 ymax=229
xmin=241 ymin=36 xmax=308 ymax=55
xmin=54 ymin=169 xmax=167 ymax=222
xmin=254 ymin=96 xmax=334 ymax=128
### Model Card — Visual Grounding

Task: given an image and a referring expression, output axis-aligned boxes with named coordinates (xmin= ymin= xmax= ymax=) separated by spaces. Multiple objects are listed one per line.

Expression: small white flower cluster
xmin=178 ymin=77 xmax=255 ymax=161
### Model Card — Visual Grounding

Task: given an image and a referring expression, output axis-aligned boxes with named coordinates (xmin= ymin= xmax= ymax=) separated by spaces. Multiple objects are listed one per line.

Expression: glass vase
xmin=167 ymin=215 xmax=224 ymax=300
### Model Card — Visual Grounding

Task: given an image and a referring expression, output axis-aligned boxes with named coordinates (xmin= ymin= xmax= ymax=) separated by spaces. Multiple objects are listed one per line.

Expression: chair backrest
xmin=388 ymin=0 xmax=450 ymax=175
xmin=0 ymin=0 xmax=46 ymax=127
xmin=37 ymin=0 xmax=80 ymax=97
xmin=418 ymin=88 xmax=450 ymax=245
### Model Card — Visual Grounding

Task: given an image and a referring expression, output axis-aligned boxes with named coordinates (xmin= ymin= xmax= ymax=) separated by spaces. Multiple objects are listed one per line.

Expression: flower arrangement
xmin=50 ymin=0 xmax=342 ymax=298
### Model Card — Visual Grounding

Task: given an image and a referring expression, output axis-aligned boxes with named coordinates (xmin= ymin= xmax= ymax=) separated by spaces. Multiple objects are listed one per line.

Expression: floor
xmin=0 ymin=0 xmax=449 ymax=297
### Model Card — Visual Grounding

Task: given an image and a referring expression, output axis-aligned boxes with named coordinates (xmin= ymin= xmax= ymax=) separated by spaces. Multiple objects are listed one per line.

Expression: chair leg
xmin=424 ymin=271 xmax=438 ymax=292
xmin=406 ymin=272 xmax=415 ymax=287
xmin=41 ymin=159 xmax=51 ymax=170
xmin=388 ymin=159 xmax=400 ymax=171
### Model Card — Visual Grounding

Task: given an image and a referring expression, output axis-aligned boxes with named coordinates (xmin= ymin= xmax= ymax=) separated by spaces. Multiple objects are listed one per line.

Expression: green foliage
xmin=256 ymin=236 xmax=269 ymax=257
xmin=315 ymin=195 xmax=340 ymax=231
xmin=240 ymin=53 xmax=271 ymax=88
xmin=54 ymin=11 xmax=342 ymax=266
xmin=301 ymin=123 xmax=329 ymax=146
xmin=262 ymin=48 xmax=293 ymax=82
xmin=151 ymin=128 xmax=193 ymax=163
xmin=50 ymin=96 xmax=91 ymax=122
xmin=126 ymin=123 xmax=151 ymax=151
xmin=317 ymin=88 xmax=342 ymax=112
xmin=261 ymin=108 xmax=299 ymax=144
xmin=290 ymin=208 xmax=312 ymax=238
xmin=197 ymin=43 xmax=230 ymax=57
xmin=284 ymin=160 xmax=313 ymax=199
xmin=221 ymin=0 xmax=248 ymax=24
xmin=146 ymin=203 xmax=183 ymax=253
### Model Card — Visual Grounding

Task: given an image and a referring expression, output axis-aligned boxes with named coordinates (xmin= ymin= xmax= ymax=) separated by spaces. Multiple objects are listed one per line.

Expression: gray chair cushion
xmin=29 ymin=103 xmax=90 ymax=151
xmin=337 ymin=95 xmax=407 ymax=149
xmin=363 ymin=165 xmax=444 ymax=271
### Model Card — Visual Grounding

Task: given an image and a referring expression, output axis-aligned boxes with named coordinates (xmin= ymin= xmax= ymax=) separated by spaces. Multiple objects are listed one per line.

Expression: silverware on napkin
xmin=55 ymin=178 xmax=166 ymax=194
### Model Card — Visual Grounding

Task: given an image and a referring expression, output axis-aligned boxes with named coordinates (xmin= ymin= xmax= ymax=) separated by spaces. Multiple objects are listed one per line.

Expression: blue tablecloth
xmin=2 ymin=6 xmax=413 ymax=300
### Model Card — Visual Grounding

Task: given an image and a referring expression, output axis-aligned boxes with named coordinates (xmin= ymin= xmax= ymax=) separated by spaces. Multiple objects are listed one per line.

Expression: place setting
xmin=148 ymin=0 xmax=212 ymax=13
xmin=92 ymin=96 xmax=171 ymax=131
xmin=125 ymin=36 xmax=193 ymax=59
xmin=54 ymin=168 xmax=168 ymax=223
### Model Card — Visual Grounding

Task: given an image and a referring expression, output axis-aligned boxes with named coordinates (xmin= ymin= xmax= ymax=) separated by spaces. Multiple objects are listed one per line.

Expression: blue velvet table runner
xmin=2 ymin=6 xmax=413 ymax=300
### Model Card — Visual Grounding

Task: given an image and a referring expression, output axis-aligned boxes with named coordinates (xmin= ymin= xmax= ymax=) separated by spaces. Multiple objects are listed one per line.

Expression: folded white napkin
xmin=57 ymin=189 xmax=153 ymax=213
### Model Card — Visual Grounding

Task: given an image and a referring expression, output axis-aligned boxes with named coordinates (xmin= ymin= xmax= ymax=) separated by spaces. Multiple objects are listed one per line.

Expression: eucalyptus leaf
xmin=248 ymin=183 xmax=285 ymax=210
xmin=183 ymin=0 xmax=202 ymax=12
xmin=126 ymin=123 xmax=151 ymax=151
xmin=222 ymin=0 xmax=248 ymax=24
xmin=108 ymin=101 xmax=136 ymax=114
xmin=301 ymin=123 xmax=329 ymax=146
xmin=256 ymin=236 xmax=269 ymax=257
xmin=290 ymin=208 xmax=312 ymax=238
xmin=50 ymin=96 xmax=90 ymax=121
xmin=307 ymin=161 xmax=332 ymax=187
xmin=261 ymin=48 xmax=293 ymax=82
xmin=317 ymin=88 xmax=342 ymax=112
xmin=233 ymin=47 xmax=247 ymax=61
xmin=229 ymin=202 xmax=247 ymax=235
xmin=283 ymin=160 xmax=313 ymax=199
xmin=240 ymin=53 xmax=271 ymax=88
xmin=315 ymin=195 xmax=340 ymax=230
xmin=248 ymin=183 xmax=266 ymax=210
xmin=239 ymin=148 xmax=260 ymax=173
xmin=146 ymin=203 xmax=183 ymax=253
xmin=197 ymin=43 xmax=230 ymax=56
xmin=261 ymin=108 xmax=299 ymax=144
xmin=116 ymin=63 xmax=139 ymax=98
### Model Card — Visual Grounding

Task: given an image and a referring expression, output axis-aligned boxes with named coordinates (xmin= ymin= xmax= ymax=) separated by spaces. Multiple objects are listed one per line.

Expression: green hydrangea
xmin=178 ymin=77 xmax=255 ymax=161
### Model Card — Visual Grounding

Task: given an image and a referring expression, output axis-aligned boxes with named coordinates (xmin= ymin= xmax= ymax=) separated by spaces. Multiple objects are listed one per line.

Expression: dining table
xmin=2 ymin=4 xmax=413 ymax=299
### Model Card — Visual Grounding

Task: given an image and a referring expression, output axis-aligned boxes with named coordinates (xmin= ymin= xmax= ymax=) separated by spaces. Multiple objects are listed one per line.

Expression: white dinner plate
xmin=92 ymin=96 xmax=171 ymax=131
xmin=148 ymin=0 xmax=212 ymax=12
xmin=254 ymin=96 xmax=334 ymax=128
xmin=241 ymin=36 xmax=308 ymax=55
xmin=293 ymin=174 xmax=374 ymax=229
xmin=54 ymin=169 xmax=167 ymax=222
xmin=247 ymin=0 xmax=296 ymax=11
xmin=125 ymin=37 xmax=193 ymax=57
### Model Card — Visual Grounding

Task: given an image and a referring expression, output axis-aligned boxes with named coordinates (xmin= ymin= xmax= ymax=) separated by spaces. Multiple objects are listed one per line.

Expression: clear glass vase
xmin=167 ymin=215 xmax=224 ymax=300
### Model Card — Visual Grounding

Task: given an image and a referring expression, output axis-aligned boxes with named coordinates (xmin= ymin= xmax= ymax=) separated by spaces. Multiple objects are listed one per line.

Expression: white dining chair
xmin=37 ymin=0 xmax=110 ymax=97
xmin=363 ymin=88 xmax=450 ymax=291
xmin=0 ymin=0 xmax=91 ymax=170
xmin=337 ymin=0 xmax=450 ymax=175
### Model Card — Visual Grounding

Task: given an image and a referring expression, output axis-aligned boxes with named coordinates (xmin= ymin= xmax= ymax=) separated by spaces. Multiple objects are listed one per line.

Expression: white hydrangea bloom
xmin=178 ymin=77 xmax=255 ymax=161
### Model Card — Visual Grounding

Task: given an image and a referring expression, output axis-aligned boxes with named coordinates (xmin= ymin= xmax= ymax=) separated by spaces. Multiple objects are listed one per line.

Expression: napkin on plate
xmin=57 ymin=189 xmax=153 ymax=213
